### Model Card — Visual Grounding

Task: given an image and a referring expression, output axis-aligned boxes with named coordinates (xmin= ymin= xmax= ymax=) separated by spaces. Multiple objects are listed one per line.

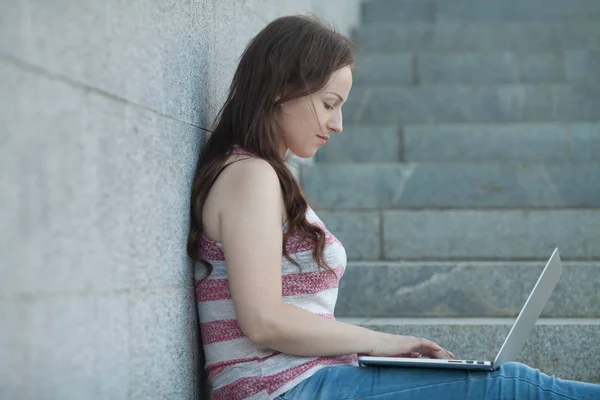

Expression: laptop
xmin=358 ymin=248 xmax=563 ymax=371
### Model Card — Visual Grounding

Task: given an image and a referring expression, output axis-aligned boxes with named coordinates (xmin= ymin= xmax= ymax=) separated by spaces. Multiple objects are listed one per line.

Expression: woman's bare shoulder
xmin=216 ymin=156 xmax=279 ymax=194
xmin=202 ymin=155 xmax=284 ymax=242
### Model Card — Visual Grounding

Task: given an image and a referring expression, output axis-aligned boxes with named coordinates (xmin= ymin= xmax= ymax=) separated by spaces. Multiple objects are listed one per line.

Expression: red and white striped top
xmin=195 ymin=147 xmax=358 ymax=400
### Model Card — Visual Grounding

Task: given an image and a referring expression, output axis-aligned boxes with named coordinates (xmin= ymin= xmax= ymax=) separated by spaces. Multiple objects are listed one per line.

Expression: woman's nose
xmin=328 ymin=116 xmax=343 ymax=134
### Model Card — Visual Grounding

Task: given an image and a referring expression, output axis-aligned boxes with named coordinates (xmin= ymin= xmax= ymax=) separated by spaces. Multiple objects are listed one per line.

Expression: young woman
xmin=187 ymin=14 xmax=600 ymax=400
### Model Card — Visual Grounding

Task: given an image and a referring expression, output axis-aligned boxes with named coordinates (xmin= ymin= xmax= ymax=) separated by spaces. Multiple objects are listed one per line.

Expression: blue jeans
xmin=276 ymin=363 xmax=600 ymax=399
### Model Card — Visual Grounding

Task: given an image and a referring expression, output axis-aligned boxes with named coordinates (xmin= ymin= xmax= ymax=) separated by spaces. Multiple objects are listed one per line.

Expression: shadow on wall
xmin=179 ymin=38 xmax=212 ymax=400
xmin=159 ymin=21 xmax=215 ymax=396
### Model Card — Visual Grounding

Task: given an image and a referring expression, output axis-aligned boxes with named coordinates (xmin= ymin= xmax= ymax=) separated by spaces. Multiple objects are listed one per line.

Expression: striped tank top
xmin=195 ymin=146 xmax=358 ymax=399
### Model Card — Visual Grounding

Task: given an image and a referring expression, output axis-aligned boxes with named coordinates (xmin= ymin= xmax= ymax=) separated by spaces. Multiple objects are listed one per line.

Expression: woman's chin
xmin=288 ymin=147 xmax=317 ymax=159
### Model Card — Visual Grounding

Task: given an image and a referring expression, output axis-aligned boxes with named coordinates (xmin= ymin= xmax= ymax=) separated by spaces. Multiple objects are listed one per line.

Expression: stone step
xmin=343 ymin=84 xmax=600 ymax=124
xmin=354 ymin=51 xmax=600 ymax=85
xmin=337 ymin=317 xmax=600 ymax=383
xmin=335 ymin=261 xmax=600 ymax=318
xmin=315 ymin=123 xmax=600 ymax=163
xmin=315 ymin=125 xmax=400 ymax=164
xmin=314 ymin=210 xmax=600 ymax=261
xmin=362 ymin=0 xmax=600 ymax=23
xmin=402 ymin=123 xmax=600 ymax=162
xmin=353 ymin=21 xmax=600 ymax=53
xmin=302 ymin=162 xmax=600 ymax=209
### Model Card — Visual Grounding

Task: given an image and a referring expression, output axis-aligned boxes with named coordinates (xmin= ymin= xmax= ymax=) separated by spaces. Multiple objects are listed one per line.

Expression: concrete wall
xmin=0 ymin=1 xmax=360 ymax=399
xmin=313 ymin=0 xmax=362 ymax=37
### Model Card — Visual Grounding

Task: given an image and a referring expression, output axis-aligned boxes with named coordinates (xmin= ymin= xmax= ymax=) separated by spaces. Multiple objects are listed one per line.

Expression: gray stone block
xmin=0 ymin=0 xmax=268 ymax=127
xmin=0 ymin=301 xmax=28 ymax=398
xmin=25 ymin=294 xmax=129 ymax=400
xmin=354 ymin=52 xmax=570 ymax=85
xmin=418 ymin=52 xmax=564 ymax=84
xmin=304 ymin=164 xmax=411 ymax=209
xmin=0 ymin=2 xmax=22 ymax=58
xmin=314 ymin=125 xmax=400 ymax=163
xmin=362 ymin=0 xmax=435 ymax=23
xmin=353 ymin=21 xmax=600 ymax=52
xmin=551 ymin=84 xmax=600 ymax=121
xmin=336 ymin=261 xmax=600 ymax=318
xmin=348 ymin=319 xmax=600 ymax=383
xmin=566 ymin=50 xmax=600 ymax=81
xmin=315 ymin=210 xmax=381 ymax=260
xmin=302 ymin=163 xmax=600 ymax=208
xmin=570 ymin=125 xmax=600 ymax=160
xmin=382 ymin=210 xmax=600 ymax=260
xmin=128 ymin=286 xmax=199 ymax=400
xmin=418 ymin=52 xmax=519 ymax=84
xmin=518 ymin=53 xmax=565 ymax=82
xmin=361 ymin=0 xmax=600 ymax=23
xmin=404 ymin=123 xmax=600 ymax=162
xmin=344 ymin=84 xmax=600 ymax=124
xmin=0 ymin=64 xmax=201 ymax=297
xmin=354 ymin=54 xmax=414 ymax=85
xmin=353 ymin=24 xmax=433 ymax=53
xmin=436 ymin=0 xmax=600 ymax=22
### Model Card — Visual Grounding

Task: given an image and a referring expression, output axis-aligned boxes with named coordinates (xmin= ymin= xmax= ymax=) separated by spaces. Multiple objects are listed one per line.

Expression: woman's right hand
xmin=365 ymin=332 xmax=455 ymax=359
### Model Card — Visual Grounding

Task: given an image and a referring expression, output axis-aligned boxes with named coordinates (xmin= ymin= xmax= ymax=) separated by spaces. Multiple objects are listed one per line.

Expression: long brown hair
xmin=187 ymin=14 xmax=356 ymax=279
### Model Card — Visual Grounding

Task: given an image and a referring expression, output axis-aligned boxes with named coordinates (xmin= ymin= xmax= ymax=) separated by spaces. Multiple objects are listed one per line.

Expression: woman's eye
xmin=323 ymin=102 xmax=334 ymax=110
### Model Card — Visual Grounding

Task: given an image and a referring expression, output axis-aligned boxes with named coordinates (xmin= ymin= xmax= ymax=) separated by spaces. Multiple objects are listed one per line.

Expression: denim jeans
xmin=275 ymin=363 xmax=600 ymax=399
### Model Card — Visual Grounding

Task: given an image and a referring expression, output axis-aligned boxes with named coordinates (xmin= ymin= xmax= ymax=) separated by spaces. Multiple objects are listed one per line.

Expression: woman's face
xmin=276 ymin=66 xmax=353 ymax=158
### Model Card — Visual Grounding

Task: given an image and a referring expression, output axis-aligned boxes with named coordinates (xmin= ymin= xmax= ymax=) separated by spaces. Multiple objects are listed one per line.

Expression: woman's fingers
xmin=415 ymin=338 xmax=454 ymax=359
xmin=418 ymin=337 xmax=442 ymax=352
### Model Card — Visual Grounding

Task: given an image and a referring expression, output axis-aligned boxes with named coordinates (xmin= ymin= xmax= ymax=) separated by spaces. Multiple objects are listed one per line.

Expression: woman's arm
xmin=217 ymin=158 xmax=451 ymax=359
xmin=250 ymin=302 xmax=382 ymax=356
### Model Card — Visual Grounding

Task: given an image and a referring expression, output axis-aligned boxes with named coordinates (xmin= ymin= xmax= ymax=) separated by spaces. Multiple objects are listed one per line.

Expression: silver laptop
xmin=358 ymin=248 xmax=563 ymax=371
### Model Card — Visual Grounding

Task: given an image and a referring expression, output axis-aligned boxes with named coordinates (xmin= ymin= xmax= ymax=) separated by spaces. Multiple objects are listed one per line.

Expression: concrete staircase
xmin=301 ymin=0 xmax=600 ymax=383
